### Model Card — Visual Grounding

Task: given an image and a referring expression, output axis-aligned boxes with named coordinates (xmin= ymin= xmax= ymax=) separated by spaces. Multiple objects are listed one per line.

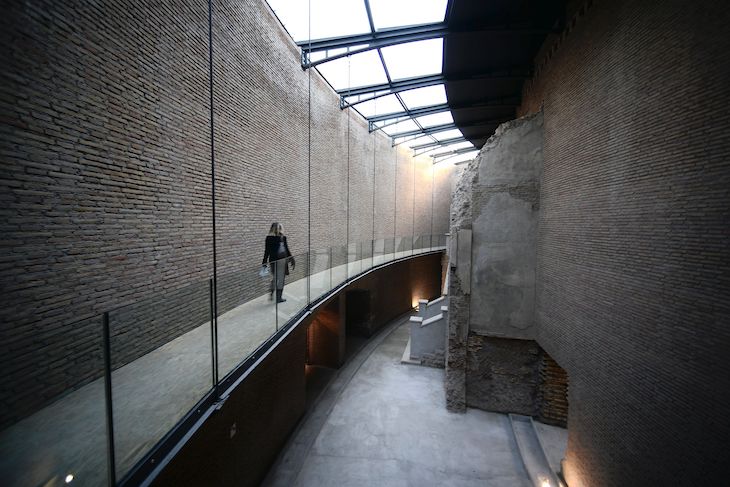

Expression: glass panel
xmin=217 ymin=262 xmax=277 ymax=379
xmin=414 ymin=111 xmax=453 ymax=128
xmin=347 ymin=242 xmax=360 ymax=279
xmin=352 ymin=94 xmax=404 ymax=118
xmin=309 ymin=247 xmax=332 ymax=303
xmin=381 ymin=39 xmax=443 ymax=80
xmin=372 ymin=238 xmax=385 ymax=266
xmin=369 ymin=0 xmax=448 ymax=29
xmin=399 ymin=84 xmax=447 ymax=109
xmin=362 ymin=239 xmax=374 ymax=271
xmin=400 ymin=134 xmax=435 ymax=148
xmin=0 ymin=315 xmax=108 ymax=487
xmin=331 ymin=244 xmax=348 ymax=287
xmin=316 ymin=50 xmax=388 ymax=92
xmin=432 ymin=141 xmax=473 ymax=155
xmin=384 ymin=237 xmax=396 ymax=261
xmin=431 ymin=128 xmax=464 ymax=141
xmin=267 ymin=0 xmax=371 ymax=42
xmin=443 ymin=151 xmax=479 ymax=165
xmin=109 ymin=280 xmax=212 ymax=479
xmin=276 ymin=252 xmax=309 ymax=326
xmin=383 ymin=119 xmax=419 ymax=136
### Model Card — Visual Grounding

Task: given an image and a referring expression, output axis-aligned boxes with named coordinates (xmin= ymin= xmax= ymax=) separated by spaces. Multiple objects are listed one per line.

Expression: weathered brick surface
xmin=518 ymin=0 xmax=730 ymax=485
xmin=0 ymin=0 xmax=454 ymax=428
xmin=465 ymin=335 xmax=541 ymax=416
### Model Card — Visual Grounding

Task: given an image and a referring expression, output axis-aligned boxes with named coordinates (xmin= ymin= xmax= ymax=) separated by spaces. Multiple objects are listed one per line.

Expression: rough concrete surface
xmin=270 ymin=322 xmax=534 ymax=487
xmin=470 ymin=112 xmax=543 ymax=339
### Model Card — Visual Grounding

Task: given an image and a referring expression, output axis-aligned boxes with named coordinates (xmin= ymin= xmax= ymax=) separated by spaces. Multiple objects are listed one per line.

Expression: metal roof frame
xmin=299 ymin=21 xmax=550 ymax=69
xmin=390 ymin=117 xmax=503 ymax=140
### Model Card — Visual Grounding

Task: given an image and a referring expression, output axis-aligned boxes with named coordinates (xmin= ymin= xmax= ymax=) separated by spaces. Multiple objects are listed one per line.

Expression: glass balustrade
xmin=1 ymin=235 xmax=446 ymax=486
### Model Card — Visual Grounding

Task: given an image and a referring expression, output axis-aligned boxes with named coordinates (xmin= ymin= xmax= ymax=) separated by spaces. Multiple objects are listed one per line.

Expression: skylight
xmin=414 ymin=111 xmax=453 ymax=128
xmin=266 ymin=0 xmax=462 ymax=155
xmin=316 ymin=50 xmax=388 ymax=91
xmin=267 ymin=0 xmax=370 ymax=42
xmin=380 ymin=39 xmax=443 ymax=80
xmin=368 ymin=0 xmax=448 ymax=29
xmin=398 ymin=85 xmax=447 ymax=109
xmin=432 ymin=129 xmax=464 ymax=141
xmin=353 ymin=94 xmax=405 ymax=118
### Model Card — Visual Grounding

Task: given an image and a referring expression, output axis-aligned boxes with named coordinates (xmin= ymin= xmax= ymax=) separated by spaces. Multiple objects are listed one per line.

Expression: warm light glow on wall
xmin=412 ymin=297 xmax=420 ymax=309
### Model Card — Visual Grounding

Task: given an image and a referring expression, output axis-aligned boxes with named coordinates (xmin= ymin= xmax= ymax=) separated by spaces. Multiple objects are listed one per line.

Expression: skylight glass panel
xmin=439 ymin=150 xmax=479 ymax=165
xmin=414 ymin=111 xmax=453 ymax=128
xmin=352 ymin=94 xmax=404 ymax=118
xmin=399 ymin=85 xmax=447 ymax=109
xmin=381 ymin=39 xmax=443 ymax=80
xmin=316 ymin=50 xmax=388 ymax=91
xmin=431 ymin=141 xmax=473 ymax=155
xmin=266 ymin=0 xmax=371 ymax=42
xmin=266 ymin=0 xmax=309 ymax=41
xmin=432 ymin=128 xmax=464 ymax=141
xmin=392 ymin=134 xmax=430 ymax=147
xmin=369 ymin=0 xmax=448 ymax=30
xmin=383 ymin=119 xmax=419 ymax=136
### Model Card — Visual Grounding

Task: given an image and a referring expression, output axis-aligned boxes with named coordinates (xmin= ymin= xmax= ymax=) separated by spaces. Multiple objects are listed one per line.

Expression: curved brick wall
xmin=0 ymin=0 xmax=454 ymax=428
xmin=519 ymin=0 xmax=730 ymax=484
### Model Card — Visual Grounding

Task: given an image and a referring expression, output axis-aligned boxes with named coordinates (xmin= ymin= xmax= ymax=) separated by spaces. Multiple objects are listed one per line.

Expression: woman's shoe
xmin=268 ymin=290 xmax=273 ymax=301
xmin=276 ymin=290 xmax=286 ymax=303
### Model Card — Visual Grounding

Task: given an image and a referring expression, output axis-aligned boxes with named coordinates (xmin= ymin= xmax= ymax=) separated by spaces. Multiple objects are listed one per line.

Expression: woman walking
xmin=262 ymin=222 xmax=295 ymax=303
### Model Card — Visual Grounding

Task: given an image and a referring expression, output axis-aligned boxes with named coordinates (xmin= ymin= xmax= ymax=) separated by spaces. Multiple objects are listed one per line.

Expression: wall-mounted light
xmin=65 ymin=474 xmax=74 ymax=483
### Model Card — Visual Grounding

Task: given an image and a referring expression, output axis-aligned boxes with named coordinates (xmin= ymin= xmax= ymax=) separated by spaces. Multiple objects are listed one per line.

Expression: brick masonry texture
xmin=518 ymin=0 xmax=730 ymax=485
xmin=0 ymin=0 xmax=454 ymax=429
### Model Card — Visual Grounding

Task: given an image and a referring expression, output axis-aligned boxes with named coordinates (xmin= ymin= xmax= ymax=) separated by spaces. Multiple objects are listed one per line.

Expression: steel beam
xmin=390 ymin=122 xmax=457 ymax=139
xmin=432 ymin=146 xmax=479 ymax=159
xmin=367 ymin=96 xmax=519 ymax=123
xmin=339 ymin=70 xmax=529 ymax=102
xmin=299 ymin=22 xmax=550 ymax=68
xmin=411 ymin=136 xmax=467 ymax=151
xmin=368 ymin=103 xmax=450 ymax=124
xmin=390 ymin=117 xmax=504 ymax=139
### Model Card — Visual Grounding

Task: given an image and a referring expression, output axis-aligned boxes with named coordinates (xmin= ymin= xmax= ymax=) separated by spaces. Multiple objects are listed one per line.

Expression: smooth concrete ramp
xmin=509 ymin=414 xmax=563 ymax=487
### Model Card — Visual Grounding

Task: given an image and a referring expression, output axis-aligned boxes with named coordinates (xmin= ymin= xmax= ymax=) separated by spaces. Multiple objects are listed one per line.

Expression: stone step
xmin=509 ymin=414 xmax=564 ymax=487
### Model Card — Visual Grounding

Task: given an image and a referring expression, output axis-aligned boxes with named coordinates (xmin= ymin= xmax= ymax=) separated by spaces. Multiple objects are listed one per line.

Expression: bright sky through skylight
xmin=267 ymin=0 xmax=370 ymax=42
xmin=432 ymin=129 xmax=465 ymax=141
xmin=380 ymin=39 xmax=443 ymax=80
xmin=398 ymin=85 xmax=447 ymax=109
xmin=415 ymin=111 xmax=453 ymax=128
xmin=316 ymin=50 xmax=387 ymax=91
xmin=369 ymin=0 xmax=448 ymax=29
xmin=353 ymin=94 xmax=405 ymax=118
xmin=266 ymin=0 xmax=465 ymax=152
xmin=383 ymin=119 xmax=419 ymax=136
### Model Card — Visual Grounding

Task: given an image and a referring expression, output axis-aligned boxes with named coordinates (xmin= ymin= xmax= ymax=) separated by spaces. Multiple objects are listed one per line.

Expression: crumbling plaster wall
xmin=447 ymin=111 xmax=543 ymax=412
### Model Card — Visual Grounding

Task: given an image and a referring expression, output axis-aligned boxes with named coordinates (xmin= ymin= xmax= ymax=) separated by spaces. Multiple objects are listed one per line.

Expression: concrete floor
xmin=265 ymin=320 xmax=568 ymax=487
xmin=0 ymin=247 xmax=439 ymax=487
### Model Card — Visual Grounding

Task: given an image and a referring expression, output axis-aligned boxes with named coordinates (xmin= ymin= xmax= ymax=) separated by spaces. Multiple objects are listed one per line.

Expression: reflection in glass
xmin=0 ymin=316 xmax=108 ymax=487
xmin=109 ymin=281 xmax=212 ymax=479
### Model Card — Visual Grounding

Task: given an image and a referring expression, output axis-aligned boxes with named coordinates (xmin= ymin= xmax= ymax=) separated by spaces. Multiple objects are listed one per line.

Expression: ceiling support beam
xmin=367 ymin=96 xmax=519 ymax=124
xmin=339 ymin=70 xmax=529 ymax=108
xmin=411 ymin=136 xmax=466 ymax=151
xmin=390 ymin=117 xmax=504 ymax=140
xmin=299 ymin=22 xmax=550 ymax=69
xmin=432 ymin=146 xmax=479 ymax=159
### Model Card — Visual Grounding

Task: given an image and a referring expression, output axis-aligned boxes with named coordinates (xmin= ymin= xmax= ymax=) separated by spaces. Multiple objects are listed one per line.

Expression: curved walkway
xmin=265 ymin=319 xmax=567 ymax=487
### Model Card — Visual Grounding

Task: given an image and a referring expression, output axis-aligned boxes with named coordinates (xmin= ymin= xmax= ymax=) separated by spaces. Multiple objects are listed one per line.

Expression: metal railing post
xmin=102 ymin=312 xmax=117 ymax=486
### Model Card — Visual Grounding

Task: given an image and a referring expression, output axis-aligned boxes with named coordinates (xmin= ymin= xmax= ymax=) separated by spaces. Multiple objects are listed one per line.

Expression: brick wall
xmin=518 ymin=0 xmax=730 ymax=484
xmin=0 ymin=0 xmax=454 ymax=429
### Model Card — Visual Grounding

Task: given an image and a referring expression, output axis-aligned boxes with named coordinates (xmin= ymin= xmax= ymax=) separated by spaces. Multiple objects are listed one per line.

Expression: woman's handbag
xmin=258 ymin=265 xmax=270 ymax=277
